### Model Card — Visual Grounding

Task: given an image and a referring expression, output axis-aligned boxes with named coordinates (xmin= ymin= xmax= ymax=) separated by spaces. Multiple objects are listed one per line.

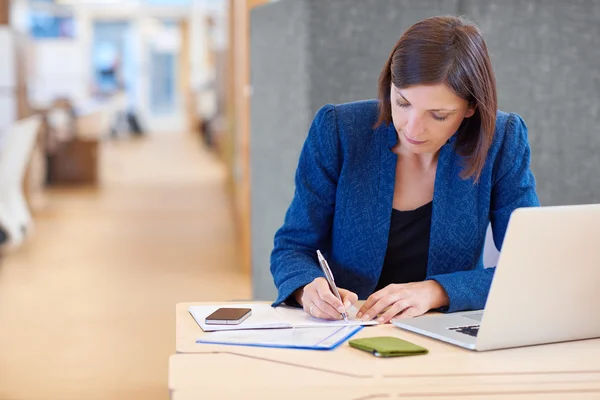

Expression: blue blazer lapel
xmin=428 ymin=142 xmax=485 ymax=277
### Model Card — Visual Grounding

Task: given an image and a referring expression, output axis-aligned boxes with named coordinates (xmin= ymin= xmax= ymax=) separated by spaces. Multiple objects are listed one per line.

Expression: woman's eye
xmin=396 ymin=100 xmax=410 ymax=108
xmin=432 ymin=114 xmax=448 ymax=122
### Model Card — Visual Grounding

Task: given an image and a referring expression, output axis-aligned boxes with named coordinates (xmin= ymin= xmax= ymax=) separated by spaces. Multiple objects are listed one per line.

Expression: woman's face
xmin=390 ymin=83 xmax=475 ymax=155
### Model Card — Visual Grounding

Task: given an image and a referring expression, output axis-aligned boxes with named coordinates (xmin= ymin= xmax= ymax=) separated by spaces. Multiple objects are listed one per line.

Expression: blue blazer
xmin=270 ymin=100 xmax=540 ymax=312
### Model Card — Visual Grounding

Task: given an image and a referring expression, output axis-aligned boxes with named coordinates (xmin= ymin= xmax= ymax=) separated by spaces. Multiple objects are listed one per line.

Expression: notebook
xmin=197 ymin=325 xmax=364 ymax=350
xmin=188 ymin=303 xmax=378 ymax=332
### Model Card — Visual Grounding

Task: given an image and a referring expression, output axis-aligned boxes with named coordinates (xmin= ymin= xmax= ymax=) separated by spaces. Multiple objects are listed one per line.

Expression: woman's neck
xmin=393 ymin=145 xmax=439 ymax=172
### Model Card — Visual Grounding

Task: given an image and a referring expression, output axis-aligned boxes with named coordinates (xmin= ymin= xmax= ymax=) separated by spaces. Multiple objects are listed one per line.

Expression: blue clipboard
xmin=196 ymin=325 xmax=363 ymax=350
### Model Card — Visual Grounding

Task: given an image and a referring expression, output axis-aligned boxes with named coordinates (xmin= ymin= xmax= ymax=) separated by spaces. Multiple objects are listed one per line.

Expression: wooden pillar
xmin=179 ymin=20 xmax=193 ymax=132
xmin=0 ymin=0 xmax=9 ymax=25
xmin=226 ymin=0 xmax=271 ymax=276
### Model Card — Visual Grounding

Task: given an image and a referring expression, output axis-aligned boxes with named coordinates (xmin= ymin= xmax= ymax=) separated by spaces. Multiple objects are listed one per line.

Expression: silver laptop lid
xmin=476 ymin=204 xmax=600 ymax=351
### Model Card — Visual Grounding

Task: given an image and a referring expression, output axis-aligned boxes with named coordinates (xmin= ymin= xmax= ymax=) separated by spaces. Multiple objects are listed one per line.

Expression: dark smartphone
xmin=205 ymin=308 xmax=252 ymax=325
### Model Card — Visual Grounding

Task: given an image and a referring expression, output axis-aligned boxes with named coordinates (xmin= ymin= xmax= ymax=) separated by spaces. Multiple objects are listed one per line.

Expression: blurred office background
xmin=0 ymin=0 xmax=598 ymax=399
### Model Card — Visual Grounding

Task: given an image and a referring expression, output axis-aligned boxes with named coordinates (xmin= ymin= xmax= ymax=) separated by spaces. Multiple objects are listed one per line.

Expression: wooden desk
xmin=169 ymin=354 xmax=600 ymax=399
xmin=171 ymin=302 xmax=600 ymax=398
xmin=171 ymin=386 xmax=600 ymax=400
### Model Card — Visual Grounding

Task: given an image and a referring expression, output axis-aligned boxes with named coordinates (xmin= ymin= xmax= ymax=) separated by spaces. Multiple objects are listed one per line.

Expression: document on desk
xmin=196 ymin=325 xmax=363 ymax=350
xmin=189 ymin=304 xmax=378 ymax=332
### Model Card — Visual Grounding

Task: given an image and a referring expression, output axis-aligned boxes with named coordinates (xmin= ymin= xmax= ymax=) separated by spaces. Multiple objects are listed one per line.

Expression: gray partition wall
xmin=250 ymin=0 xmax=600 ymax=299
xmin=466 ymin=0 xmax=600 ymax=207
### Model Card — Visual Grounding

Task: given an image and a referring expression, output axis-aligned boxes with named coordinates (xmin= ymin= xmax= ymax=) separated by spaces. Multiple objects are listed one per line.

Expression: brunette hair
xmin=376 ymin=16 xmax=497 ymax=181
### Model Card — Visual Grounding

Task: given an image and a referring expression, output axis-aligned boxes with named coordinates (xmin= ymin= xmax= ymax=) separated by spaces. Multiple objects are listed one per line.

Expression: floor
xmin=0 ymin=132 xmax=251 ymax=400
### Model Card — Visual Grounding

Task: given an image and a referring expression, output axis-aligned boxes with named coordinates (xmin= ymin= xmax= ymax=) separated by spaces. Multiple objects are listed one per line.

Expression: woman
xmin=270 ymin=16 xmax=539 ymax=324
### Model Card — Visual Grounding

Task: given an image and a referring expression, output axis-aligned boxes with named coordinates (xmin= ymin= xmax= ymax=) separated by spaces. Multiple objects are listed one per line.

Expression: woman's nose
xmin=405 ymin=115 xmax=424 ymax=138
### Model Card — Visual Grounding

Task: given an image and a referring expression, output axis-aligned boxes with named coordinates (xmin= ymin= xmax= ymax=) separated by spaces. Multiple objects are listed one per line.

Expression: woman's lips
xmin=403 ymin=131 xmax=427 ymax=145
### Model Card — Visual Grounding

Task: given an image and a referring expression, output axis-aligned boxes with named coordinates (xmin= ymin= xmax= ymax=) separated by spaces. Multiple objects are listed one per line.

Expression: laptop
xmin=393 ymin=204 xmax=600 ymax=351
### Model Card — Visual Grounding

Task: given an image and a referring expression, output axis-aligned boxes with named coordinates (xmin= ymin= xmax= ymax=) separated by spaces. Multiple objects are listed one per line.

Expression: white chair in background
xmin=111 ymin=92 xmax=130 ymax=136
xmin=0 ymin=115 xmax=42 ymax=250
xmin=47 ymin=107 xmax=72 ymax=140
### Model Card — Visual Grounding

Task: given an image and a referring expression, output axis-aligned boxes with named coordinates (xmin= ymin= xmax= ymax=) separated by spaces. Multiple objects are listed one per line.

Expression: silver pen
xmin=316 ymin=249 xmax=349 ymax=323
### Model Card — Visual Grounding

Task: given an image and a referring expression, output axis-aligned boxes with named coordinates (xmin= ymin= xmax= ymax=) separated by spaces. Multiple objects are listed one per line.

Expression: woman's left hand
xmin=357 ymin=280 xmax=449 ymax=324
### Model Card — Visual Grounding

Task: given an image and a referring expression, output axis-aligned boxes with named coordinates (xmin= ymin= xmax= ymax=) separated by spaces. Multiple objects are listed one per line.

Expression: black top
xmin=375 ymin=202 xmax=433 ymax=291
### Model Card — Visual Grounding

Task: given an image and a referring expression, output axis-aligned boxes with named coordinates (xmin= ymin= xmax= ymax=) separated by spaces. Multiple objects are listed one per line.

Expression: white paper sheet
xmin=273 ymin=305 xmax=378 ymax=328
xmin=188 ymin=304 xmax=378 ymax=332
xmin=197 ymin=325 xmax=363 ymax=350
xmin=189 ymin=304 xmax=289 ymax=332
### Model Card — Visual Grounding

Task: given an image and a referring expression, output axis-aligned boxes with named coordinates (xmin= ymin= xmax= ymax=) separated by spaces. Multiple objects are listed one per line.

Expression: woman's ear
xmin=464 ymin=104 xmax=477 ymax=118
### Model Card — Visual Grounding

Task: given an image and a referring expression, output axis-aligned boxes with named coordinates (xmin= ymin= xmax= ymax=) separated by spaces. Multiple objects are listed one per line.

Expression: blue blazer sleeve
xmin=429 ymin=114 xmax=540 ymax=312
xmin=270 ymin=105 xmax=341 ymax=306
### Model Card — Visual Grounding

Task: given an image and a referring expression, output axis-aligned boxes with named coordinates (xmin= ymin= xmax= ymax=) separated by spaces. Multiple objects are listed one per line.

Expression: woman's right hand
xmin=295 ymin=277 xmax=358 ymax=320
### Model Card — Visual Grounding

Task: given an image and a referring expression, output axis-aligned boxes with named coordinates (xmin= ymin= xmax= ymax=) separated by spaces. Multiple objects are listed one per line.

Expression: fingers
xmin=359 ymin=287 xmax=409 ymax=321
xmin=312 ymin=296 xmax=342 ymax=319
xmin=377 ymin=300 xmax=412 ymax=323
xmin=339 ymin=289 xmax=358 ymax=309
xmin=301 ymin=277 xmax=344 ymax=320
xmin=304 ymin=280 xmax=429 ymax=322
xmin=316 ymin=284 xmax=345 ymax=314
xmin=303 ymin=297 xmax=335 ymax=320
xmin=359 ymin=292 xmax=403 ymax=322
xmin=357 ymin=293 xmax=378 ymax=317
xmin=357 ymin=285 xmax=394 ymax=317
xmin=393 ymin=306 xmax=421 ymax=320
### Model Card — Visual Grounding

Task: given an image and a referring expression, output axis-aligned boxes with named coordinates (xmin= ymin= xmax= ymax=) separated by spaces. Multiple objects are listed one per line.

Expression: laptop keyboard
xmin=448 ymin=325 xmax=480 ymax=337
